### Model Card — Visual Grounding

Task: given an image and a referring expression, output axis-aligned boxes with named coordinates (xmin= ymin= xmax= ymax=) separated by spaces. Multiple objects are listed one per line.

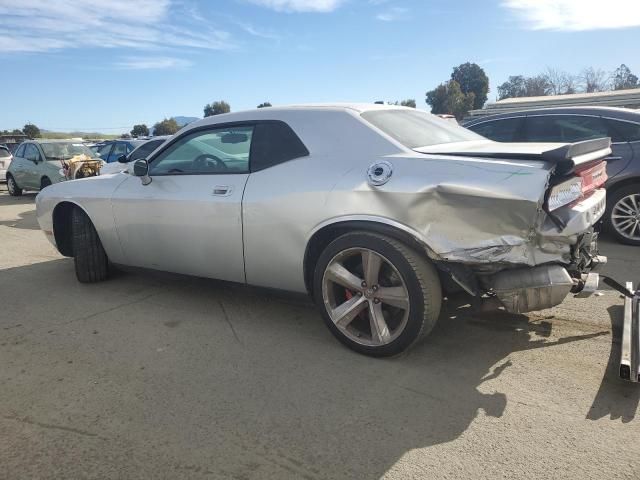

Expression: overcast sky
xmin=1 ymin=0 xmax=639 ymax=132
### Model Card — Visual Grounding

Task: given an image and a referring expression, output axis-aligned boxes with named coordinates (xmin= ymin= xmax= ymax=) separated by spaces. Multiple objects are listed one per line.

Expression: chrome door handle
xmin=212 ymin=185 xmax=232 ymax=196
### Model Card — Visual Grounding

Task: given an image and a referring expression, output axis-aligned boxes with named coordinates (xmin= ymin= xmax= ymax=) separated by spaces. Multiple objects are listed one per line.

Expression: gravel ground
xmin=1 ymin=189 xmax=639 ymax=479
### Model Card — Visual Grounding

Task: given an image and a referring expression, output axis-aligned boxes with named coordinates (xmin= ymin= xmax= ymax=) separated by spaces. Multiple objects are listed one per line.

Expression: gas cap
xmin=367 ymin=161 xmax=393 ymax=186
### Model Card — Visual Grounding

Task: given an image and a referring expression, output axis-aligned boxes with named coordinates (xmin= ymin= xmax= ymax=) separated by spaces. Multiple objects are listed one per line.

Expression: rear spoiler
xmin=541 ymin=138 xmax=612 ymax=175
xmin=427 ymin=138 xmax=612 ymax=175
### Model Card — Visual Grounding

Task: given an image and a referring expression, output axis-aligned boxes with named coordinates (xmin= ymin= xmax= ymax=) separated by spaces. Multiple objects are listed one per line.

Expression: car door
xmin=10 ymin=143 xmax=28 ymax=186
xmin=110 ymin=125 xmax=254 ymax=282
xmin=603 ymin=118 xmax=637 ymax=179
xmin=23 ymin=143 xmax=43 ymax=189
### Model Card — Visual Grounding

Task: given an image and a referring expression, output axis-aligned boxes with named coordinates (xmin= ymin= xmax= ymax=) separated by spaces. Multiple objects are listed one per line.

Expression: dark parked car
xmin=95 ymin=139 xmax=145 ymax=163
xmin=464 ymin=107 xmax=640 ymax=245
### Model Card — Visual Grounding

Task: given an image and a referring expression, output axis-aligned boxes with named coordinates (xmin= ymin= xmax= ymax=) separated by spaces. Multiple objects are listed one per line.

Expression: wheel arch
xmin=303 ymin=217 xmax=437 ymax=296
xmin=52 ymin=201 xmax=92 ymax=257
xmin=606 ymin=177 xmax=640 ymax=198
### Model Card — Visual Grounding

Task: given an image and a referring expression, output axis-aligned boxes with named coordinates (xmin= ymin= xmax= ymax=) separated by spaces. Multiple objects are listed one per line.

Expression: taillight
xmin=546 ymin=161 xmax=607 ymax=211
xmin=576 ymin=161 xmax=607 ymax=194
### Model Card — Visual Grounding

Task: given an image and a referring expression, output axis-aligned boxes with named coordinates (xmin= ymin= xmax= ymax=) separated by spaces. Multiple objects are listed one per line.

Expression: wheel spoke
xmin=325 ymin=262 xmax=363 ymax=291
xmin=362 ymin=250 xmax=382 ymax=286
xmin=376 ymin=286 xmax=409 ymax=310
xmin=331 ymin=295 xmax=367 ymax=328
xmin=369 ymin=302 xmax=391 ymax=344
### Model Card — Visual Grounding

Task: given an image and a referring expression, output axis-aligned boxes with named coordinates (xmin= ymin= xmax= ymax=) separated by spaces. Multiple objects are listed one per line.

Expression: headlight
xmin=547 ymin=177 xmax=583 ymax=211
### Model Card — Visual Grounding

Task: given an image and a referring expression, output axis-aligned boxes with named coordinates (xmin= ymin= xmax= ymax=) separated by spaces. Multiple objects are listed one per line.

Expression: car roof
xmin=464 ymin=106 xmax=640 ymax=125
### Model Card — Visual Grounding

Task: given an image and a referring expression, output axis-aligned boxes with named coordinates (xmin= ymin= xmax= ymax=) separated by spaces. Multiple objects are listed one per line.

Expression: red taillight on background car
xmin=546 ymin=161 xmax=607 ymax=212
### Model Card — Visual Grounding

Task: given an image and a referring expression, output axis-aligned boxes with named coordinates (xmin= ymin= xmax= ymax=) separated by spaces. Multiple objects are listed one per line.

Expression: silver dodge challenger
xmin=35 ymin=104 xmax=639 ymax=378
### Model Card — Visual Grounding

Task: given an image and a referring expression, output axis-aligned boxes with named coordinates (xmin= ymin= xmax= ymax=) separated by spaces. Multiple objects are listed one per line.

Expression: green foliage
xmin=23 ymin=123 xmax=41 ymax=139
xmin=451 ymin=62 xmax=489 ymax=110
xmin=497 ymin=75 xmax=551 ymax=100
xmin=425 ymin=80 xmax=475 ymax=120
xmin=153 ymin=118 xmax=180 ymax=136
xmin=257 ymin=102 xmax=272 ymax=108
xmin=204 ymin=100 xmax=231 ymax=117
xmin=131 ymin=124 xmax=149 ymax=137
xmin=613 ymin=64 xmax=639 ymax=91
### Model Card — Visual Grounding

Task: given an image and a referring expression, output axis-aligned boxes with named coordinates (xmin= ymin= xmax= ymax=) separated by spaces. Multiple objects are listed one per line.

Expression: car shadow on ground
xmin=1 ymin=259 xmax=623 ymax=478
xmin=587 ymin=304 xmax=640 ymax=423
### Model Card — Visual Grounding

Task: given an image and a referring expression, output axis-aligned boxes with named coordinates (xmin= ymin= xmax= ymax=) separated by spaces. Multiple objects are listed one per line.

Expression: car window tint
xmin=606 ymin=119 xmax=640 ymax=143
xmin=0 ymin=148 xmax=10 ymax=158
xmin=112 ymin=143 xmax=127 ymax=157
xmin=131 ymin=140 xmax=163 ymax=161
xmin=467 ymin=118 xmax=524 ymax=142
xmin=15 ymin=144 xmax=26 ymax=157
xmin=150 ymin=126 xmax=253 ymax=175
xmin=98 ymin=144 xmax=113 ymax=158
xmin=24 ymin=144 xmax=40 ymax=161
xmin=525 ymin=115 xmax=609 ymax=143
xmin=250 ymin=122 xmax=309 ymax=172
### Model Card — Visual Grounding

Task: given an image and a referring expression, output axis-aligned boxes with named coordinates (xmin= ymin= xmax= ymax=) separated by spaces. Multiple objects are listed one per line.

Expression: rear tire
xmin=7 ymin=174 xmax=22 ymax=196
xmin=313 ymin=231 xmax=442 ymax=357
xmin=605 ymin=184 xmax=640 ymax=246
xmin=71 ymin=208 xmax=109 ymax=283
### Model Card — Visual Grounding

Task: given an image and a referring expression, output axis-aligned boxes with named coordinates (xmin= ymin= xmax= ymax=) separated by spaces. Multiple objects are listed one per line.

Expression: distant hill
xmin=172 ymin=116 xmax=199 ymax=127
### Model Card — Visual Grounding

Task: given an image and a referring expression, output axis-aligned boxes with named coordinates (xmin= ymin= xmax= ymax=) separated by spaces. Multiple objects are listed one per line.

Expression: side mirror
xmin=129 ymin=158 xmax=152 ymax=185
xmin=117 ymin=154 xmax=128 ymax=163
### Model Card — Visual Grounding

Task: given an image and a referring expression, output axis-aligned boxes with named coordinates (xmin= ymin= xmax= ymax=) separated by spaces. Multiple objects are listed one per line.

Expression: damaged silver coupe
xmin=34 ymin=104 xmax=639 ymax=380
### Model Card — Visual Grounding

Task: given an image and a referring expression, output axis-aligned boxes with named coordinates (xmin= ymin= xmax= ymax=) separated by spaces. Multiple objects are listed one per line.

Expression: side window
xmin=150 ymin=126 xmax=253 ymax=175
xmin=98 ymin=143 xmax=113 ymax=158
xmin=467 ymin=118 xmax=524 ymax=142
xmin=15 ymin=144 xmax=26 ymax=157
xmin=525 ymin=115 xmax=608 ymax=143
xmin=24 ymin=144 xmax=40 ymax=162
xmin=131 ymin=140 xmax=162 ymax=161
xmin=605 ymin=119 xmax=640 ymax=143
xmin=250 ymin=122 xmax=309 ymax=172
xmin=112 ymin=142 xmax=127 ymax=157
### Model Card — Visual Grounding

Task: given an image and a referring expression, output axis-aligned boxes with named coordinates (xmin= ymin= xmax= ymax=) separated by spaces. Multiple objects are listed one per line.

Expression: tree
xmin=23 ymin=123 xmax=40 ymax=139
xmin=204 ymin=100 xmax=231 ymax=117
xmin=131 ymin=124 xmax=149 ymax=137
xmin=612 ymin=64 xmax=639 ymax=91
xmin=11 ymin=128 xmax=23 ymax=135
xmin=544 ymin=68 xmax=578 ymax=95
xmin=153 ymin=118 xmax=180 ymax=136
xmin=257 ymin=102 xmax=272 ymax=108
xmin=400 ymin=99 xmax=416 ymax=108
xmin=120 ymin=133 xmax=132 ymax=139
xmin=580 ymin=67 xmax=609 ymax=93
xmin=524 ymin=75 xmax=551 ymax=97
xmin=451 ymin=62 xmax=489 ymax=110
xmin=425 ymin=80 xmax=475 ymax=120
xmin=497 ymin=76 xmax=526 ymax=100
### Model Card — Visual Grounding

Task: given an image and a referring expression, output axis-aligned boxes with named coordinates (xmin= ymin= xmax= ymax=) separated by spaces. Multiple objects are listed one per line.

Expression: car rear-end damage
xmin=411 ymin=138 xmax=611 ymax=314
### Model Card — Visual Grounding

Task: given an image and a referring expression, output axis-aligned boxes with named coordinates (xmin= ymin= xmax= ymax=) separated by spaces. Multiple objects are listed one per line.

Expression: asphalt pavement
xmin=1 ymin=189 xmax=639 ymax=479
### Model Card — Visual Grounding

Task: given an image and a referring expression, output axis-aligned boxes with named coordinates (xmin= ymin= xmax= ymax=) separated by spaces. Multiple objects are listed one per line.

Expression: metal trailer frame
xmin=620 ymin=282 xmax=640 ymax=382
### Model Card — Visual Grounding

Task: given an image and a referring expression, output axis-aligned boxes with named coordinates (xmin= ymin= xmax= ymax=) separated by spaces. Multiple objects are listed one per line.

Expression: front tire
xmin=71 ymin=208 xmax=109 ymax=283
xmin=606 ymin=184 xmax=640 ymax=246
xmin=313 ymin=231 xmax=442 ymax=357
xmin=40 ymin=177 xmax=52 ymax=190
xmin=7 ymin=174 xmax=22 ymax=196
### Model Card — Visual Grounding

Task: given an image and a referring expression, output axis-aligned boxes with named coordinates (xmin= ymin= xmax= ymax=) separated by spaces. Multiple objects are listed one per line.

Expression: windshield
xmin=0 ymin=148 xmax=10 ymax=158
xmin=40 ymin=142 xmax=96 ymax=160
xmin=361 ymin=109 xmax=483 ymax=148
